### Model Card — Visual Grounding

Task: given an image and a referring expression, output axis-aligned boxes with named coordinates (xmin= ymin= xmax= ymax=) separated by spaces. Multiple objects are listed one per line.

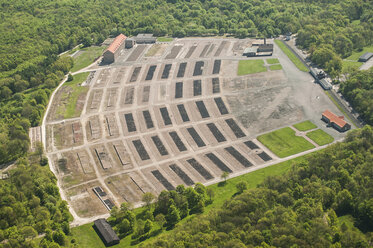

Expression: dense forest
xmin=0 ymin=0 xmax=373 ymax=164
xmin=141 ymin=126 xmax=373 ymax=247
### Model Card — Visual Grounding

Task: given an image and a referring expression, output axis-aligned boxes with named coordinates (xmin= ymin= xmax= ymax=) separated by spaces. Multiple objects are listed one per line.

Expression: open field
xmin=267 ymin=58 xmax=279 ymax=64
xmin=257 ymin=127 xmax=315 ymax=158
xmin=274 ymin=40 xmax=308 ymax=72
xmin=270 ymin=64 xmax=282 ymax=70
xmin=237 ymin=59 xmax=266 ymax=75
xmin=293 ymin=120 xmax=317 ymax=131
xmin=342 ymin=60 xmax=363 ymax=72
xmin=157 ymin=37 xmax=173 ymax=42
xmin=306 ymin=129 xmax=334 ymax=146
xmin=71 ymin=46 xmax=106 ymax=72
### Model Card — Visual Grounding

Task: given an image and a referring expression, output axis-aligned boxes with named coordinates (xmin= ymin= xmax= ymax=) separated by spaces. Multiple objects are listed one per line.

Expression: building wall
xmin=103 ymin=51 xmax=115 ymax=63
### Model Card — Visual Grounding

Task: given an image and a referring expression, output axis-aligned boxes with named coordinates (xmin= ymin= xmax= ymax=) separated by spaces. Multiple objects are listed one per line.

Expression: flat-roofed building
xmin=134 ymin=33 xmax=156 ymax=44
xmin=319 ymin=78 xmax=332 ymax=90
xmin=322 ymin=110 xmax=351 ymax=132
xmin=358 ymin=52 xmax=373 ymax=62
xmin=103 ymin=34 xmax=127 ymax=64
xmin=94 ymin=218 xmax=120 ymax=246
xmin=243 ymin=47 xmax=258 ymax=57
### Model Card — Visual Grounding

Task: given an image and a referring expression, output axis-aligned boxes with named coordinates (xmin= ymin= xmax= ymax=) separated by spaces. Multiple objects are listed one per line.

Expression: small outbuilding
xmin=94 ymin=218 xmax=120 ymax=246
xmin=134 ymin=33 xmax=156 ymax=44
xmin=243 ymin=47 xmax=258 ymax=57
xmin=103 ymin=34 xmax=127 ymax=64
xmin=322 ymin=110 xmax=351 ymax=132
xmin=358 ymin=52 xmax=373 ymax=62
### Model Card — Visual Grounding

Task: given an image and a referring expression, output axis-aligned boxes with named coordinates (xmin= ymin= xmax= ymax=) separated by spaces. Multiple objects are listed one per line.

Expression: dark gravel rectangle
xmin=213 ymin=60 xmax=221 ymax=74
xmin=193 ymin=80 xmax=202 ymax=96
xmin=175 ymin=82 xmax=183 ymax=98
xmin=196 ymin=101 xmax=210 ymax=118
xmin=151 ymin=135 xmax=168 ymax=156
xmin=142 ymin=86 xmax=150 ymax=103
xmin=187 ymin=158 xmax=213 ymax=180
xmin=225 ymin=146 xmax=252 ymax=168
xmin=244 ymin=140 xmax=259 ymax=149
xmin=160 ymin=107 xmax=172 ymax=126
xmin=124 ymin=87 xmax=134 ymax=104
xmin=187 ymin=127 xmax=206 ymax=147
xmin=130 ymin=67 xmax=141 ymax=82
xmin=193 ymin=61 xmax=204 ymax=76
xmin=214 ymin=97 xmax=229 ymax=115
xmin=258 ymin=151 xmax=272 ymax=161
xmin=169 ymin=131 xmax=187 ymax=152
xmin=177 ymin=62 xmax=187 ymax=78
xmin=143 ymin=110 xmax=154 ymax=129
xmin=205 ymin=153 xmax=232 ymax=173
xmin=145 ymin=65 xmax=157 ymax=81
xmin=177 ymin=104 xmax=190 ymax=122
xmin=225 ymin=118 xmax=245 ymax=138
xmin=200 ymin=44 xmax=210 ymax=57
xmin=169 ymin=164 xmax=194 ymax=186
xmin=124 ymin=113 xmax=137 ymax=132
xmin=185 ymin=46 xmax=197 ymax=58
xmin=103 ymin=199 xmax=115 ymax=210
xmin=165 ymin=45 xmax=182 ymax=59
xmin=127 ymin=45 xmax=146 ymax=62
xmin=212 ymin=78 xmax=220 ymax=94
xmin=132 ymin=139 xmax=150 ymax=161
xmin=151 ymin=170 xmax=175 ymax=191
xmin=214 ymin=41 xmax=228 ymax=57
xmin=206 ymin=44 xmax=216 ymax=57
xmin=207 ymin=123 xmax=226 ymax=142
xmin=161 ymin=64 xmax=172 ymax=79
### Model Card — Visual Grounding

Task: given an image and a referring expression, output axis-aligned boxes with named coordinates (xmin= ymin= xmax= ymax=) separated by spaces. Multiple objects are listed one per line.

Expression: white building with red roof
xmin=103 ymin=34 xmax=127 ymax=64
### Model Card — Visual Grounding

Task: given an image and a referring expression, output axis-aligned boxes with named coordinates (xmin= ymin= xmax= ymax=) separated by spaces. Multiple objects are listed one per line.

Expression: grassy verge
xmin=237 ymin=59 xmax=267 ymax=75
xmin=59 ymin=72 xmax=89 ymax=118
xmin=266 ymin=58 xmax=279 ymax=64
xmin=70 ymin=153 xmax=313 ymax=247
xmin=274 ymin=40 xmax=308 ymax=72
xmin=306 ymin=129 xmax=334 ymax=146
xmin=71 ymin=46 xmax=106 ymax=72
xmin=293 ymin=120 xmax=317 ymax=131
xmin=257 ymin=127 xmax=315 ymax=158
xmin=157 ymin=37 xmax=173 ymax=42
xmin=270 ymin=64 xmax=282 ymax=70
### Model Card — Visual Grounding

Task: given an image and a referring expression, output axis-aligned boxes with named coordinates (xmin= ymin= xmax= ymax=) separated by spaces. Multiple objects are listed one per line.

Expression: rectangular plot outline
xmin=112 ymin=144 xmax=128 ymax=166
xmin=207 ymin=123 xmax=226 ymax=143
xmin=94 ymin=147 xmax=112 ymax=169
xmin=212 ymin=60 xmax=221 ymax=74
xmin=193 ymin=61 xmax=204 ymax=76
xmin=142 ymin=110 xmax=154 ymax=129
xmin=151 ymin=170 xmax=175 ymax=191
xmin=177 ymin=104 xmax=190 ymax=122
xmin=199 ymin=44 xmax=210 ymax=57
xmin=175 ymin=82 xmax=183 ymax=99
xmin=165 ymin=45 xmax=182 ymax=59
xmin=186 ymin=158 xmax=213 ymax=180
xmin=206 ymin=44 xmax=216 ymax=57
xmin=132 ymin=139 xmax=150 ymax=161
xmin=185 ymin=45 xmax=197 ymax=58
xmin=214 ymin=97 xmax=229 ymax=115
xmin=161 ymin=64 xmax=172 ymax=79
xmin=151 ymin=135 xmax=169 ymax=156
xmin=225 ymin=118 xmax=246 ymax=138
xmin=186 ymin=127 xmax=206 ymax=147
xmin=145 ymin=65 xmax=157 ymax=81
xmin=214 ymin=40 xmax=228 ymax=56
xmin=177 ymin=62 xmax=187 ymax=78
xmin=195 ymin=100 xmax=210 ymax=118
xmin=205 ymin=153 xmax=232 ymax=173
xmin=130 ymin=67 xmax=141 ymax=82
xmin=124 ymin=87 xmax=135 ymax=105
xmin=244 ymin=140 xmax=259 ymax=150
xmin=169 ymin=164 xmax=194 ymax=186
xmin=160 ymin=107 xmax=172 ymax=126
xmin=142 ymin=86 xmax=150 ymax=103
xmin=224 ymin=146 xmax=252 ymax=168
xmin=124 ymin=113 xmax=137 ymax=132
xmin=212 ymin=78 xmax=220 ymax=94
xmin=193 ymin=80 xmax=202 ymax=96
xmin=258 ymin=151 xmax=272 ymax=161
xmin=169 ymin=131 xmax=187 ymax=152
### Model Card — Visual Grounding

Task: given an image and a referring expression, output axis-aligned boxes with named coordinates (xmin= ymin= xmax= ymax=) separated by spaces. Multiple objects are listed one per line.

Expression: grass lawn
xmin=71 ymin=46 xmax=106 ymax=72
xmin=270 ymin=64 xmax=282 ymax=70
xmin=257 ymin=127 xmax=315 ymax=158
xmin=293 ymin=120 xmax=317 ymax=131
xmin=70 ymin=152 xmax=314 ymax=247
xmin=61 ymin=72 xmax=89 ymax=118
xmin=274 ymin=40 xmax=309 ymax=72
xmin=237 ymin=59 xmax=267 ymax=75
xmin=306 ymin=129 xmax=334 ymax=146
xmin=266 ymin=58 xmax=279 ymax=64
xmin=157 ymin=37 xmax=173 ymax=42
xmin=342 ymin=60 xmax=363 ymax=73
xmin=345 ymin=45 xmax=373 ymax=61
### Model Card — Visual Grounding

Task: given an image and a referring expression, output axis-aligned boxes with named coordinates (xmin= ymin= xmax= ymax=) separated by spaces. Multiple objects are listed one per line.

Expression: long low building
xmin=358 ymin=52 xmax=373 ymax=62
xmin=94 ymin=218 xmax=120 ymax=246
xmin=103 ymin=34 xmax=127 ymax=64
xmin=322 ymin=110 xmax=351 ymax=132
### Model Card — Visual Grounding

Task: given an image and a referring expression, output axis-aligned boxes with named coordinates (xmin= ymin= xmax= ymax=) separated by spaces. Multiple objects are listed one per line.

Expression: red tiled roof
xmin=106 ymin=34 xmax=126 ymax=54
xmin=322 ymin=110 xmax=348 ymax=128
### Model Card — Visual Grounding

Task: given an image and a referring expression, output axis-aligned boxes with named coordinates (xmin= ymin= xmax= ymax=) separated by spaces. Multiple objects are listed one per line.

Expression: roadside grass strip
xmin=266 ymin=58 xmax=280 ymax=64
xmin=293 ymin=120 xmax=317 ymax=131
xmin=270 ymin=64 xmax=282 ymax=70
xmin=71 ymin=46 xmax=106 ymax=72
xmin=157 ymin=37 xmax=173 ymax=42
xmin=306 ymin=129 xmax=334 ymax=146
xmin=237 ymin=59 xmax=267 ymax=75
xmin=257 ymin=127 xmax=315 ymax=158
xmin=274 ymin=40 xmax=308 ymax=72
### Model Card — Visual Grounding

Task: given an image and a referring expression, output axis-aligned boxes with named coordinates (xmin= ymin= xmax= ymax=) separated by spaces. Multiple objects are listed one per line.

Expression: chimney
xmin=264 ymin=38 xmax=266 ymax=45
